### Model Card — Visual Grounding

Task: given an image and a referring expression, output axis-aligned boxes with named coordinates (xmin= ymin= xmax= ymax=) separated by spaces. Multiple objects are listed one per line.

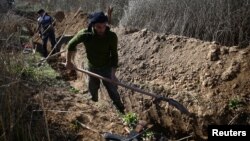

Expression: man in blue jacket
xmin=37 ymin=9 xmax=56 ymax=57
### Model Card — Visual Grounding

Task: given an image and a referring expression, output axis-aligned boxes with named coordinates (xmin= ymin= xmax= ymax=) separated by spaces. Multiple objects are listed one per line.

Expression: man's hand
xmin=65 ymin=61 xmax=75 ymax=70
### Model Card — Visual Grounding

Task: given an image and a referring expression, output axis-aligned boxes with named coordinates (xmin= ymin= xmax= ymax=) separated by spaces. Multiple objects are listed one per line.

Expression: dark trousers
xmin=88 ymin=67 xmax=125 ymax=113
xmin=42 ymin=30 xmax=56 ymax=57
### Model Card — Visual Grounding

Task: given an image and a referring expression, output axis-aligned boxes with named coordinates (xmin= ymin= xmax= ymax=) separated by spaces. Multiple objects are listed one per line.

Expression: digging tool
xmin=61 ymin=63 xmax=189 ymax=115
xmin=37 ymin=50 xmax=66 ymax=66
xmin=104 ymin=123 xmax=154 ymax=141
xmin=77 ymin=120 xmax=154 ymax=141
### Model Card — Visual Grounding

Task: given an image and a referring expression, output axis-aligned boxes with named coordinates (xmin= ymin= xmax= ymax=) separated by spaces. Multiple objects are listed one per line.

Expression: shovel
xmin=61 ymin=63 xmax=189 ymax=115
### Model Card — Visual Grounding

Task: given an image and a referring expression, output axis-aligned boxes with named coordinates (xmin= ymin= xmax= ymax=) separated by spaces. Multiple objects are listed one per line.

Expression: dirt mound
xmin=112 ymin=27 xmax=250 ymax=139
xmin=54 ymin=10 xmax=88 ymax=36
xmin=53 ymin=11 xmax=66 ymax=22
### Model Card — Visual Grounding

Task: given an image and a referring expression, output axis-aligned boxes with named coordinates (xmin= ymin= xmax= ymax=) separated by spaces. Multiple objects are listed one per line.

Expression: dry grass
xmin=0 ymin=13 xmax=59 ymax=141
xmin=0 ymin=49 xmax=45 ymax=141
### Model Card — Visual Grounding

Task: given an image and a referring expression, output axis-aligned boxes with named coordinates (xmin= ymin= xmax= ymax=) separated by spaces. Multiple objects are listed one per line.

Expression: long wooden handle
xmin=39 ymin=51 xmax=189 ymax=114
xmin=74 ymin=67 xmax=189 ymax=115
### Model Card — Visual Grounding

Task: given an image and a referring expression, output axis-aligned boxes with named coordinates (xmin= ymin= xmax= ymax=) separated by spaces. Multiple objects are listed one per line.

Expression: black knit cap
xmin=37 ymin=9 xmax=45 ymax=14
xmin=88 ymin=12 xmax=108 ymax=31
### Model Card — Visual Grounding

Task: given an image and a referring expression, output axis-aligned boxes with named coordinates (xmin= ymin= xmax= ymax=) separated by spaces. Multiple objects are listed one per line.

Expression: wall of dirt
xmin=112 ymin=27 xmax=250 ymax=139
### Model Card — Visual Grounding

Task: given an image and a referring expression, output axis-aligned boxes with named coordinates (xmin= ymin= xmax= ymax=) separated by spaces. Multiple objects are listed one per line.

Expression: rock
xmin=132 ymin=32 xmax=139 ymax=39
xmin=206 ymin=92 xmax=215 ymax=99
xmin=145 ymin=39 xmax=150 ymax=44
xmin=221 ymin=61 xmax=240 ymax=81
xmin=138 ymin=40 xmax=145 ymax=47
xmin=186 ymin=84 xmax=196 ymax=91
xmin=171 ymin=75 xmax=177 ymax=80
xmin=135 ymin=54 xmax=144 ymax=60
xmin=216 ymin=61 xmax=224 ymax=68
xmin=176 ymin=37 xmax=181 ymax=42
xmin=139 ymin=62 xmax=146 ymax=69
xmin=152 ymin=45 xmax=160 ymax=54
xmin=201 ymin=78 xmax=209 ymax=87
xmin=221 ymin=71 xmax=231 ymax=81
xmin=220 ymin=47 xmax=229 ymax=55
xmin=208 ymin=47 xmax=220 ymax=61
xmin=212 ymin=41 xmax=219 ymax=45
xmin=124 ymin=28 xmax=139 ymax=34
xmin=239 ymin=50 xmax=248 ymax=55
xmin=141 ymin=28 xmax=148 ymax=37
xmin=201 ymin=73 xmax=218 ymax=88
xmin=131 ymin=66 xmax=137 ymax=72
xmin=172 ymin=45 xmax=181 ymax=51
xmin=153 ymin=35 xmax=161 ymax=42
xmin=229 ymin=46 xmax=239 ymax=53
xmin=204 ymin=73 xmax=211 ymax=77
xmin=160 ymin=35 xmax=166 ymax=41
xmin=232 ymin=84 xmax=239 ymax=89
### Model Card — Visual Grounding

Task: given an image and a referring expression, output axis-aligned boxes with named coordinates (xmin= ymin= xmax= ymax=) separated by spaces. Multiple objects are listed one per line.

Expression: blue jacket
xmin=37 ymin=13 xmax=54 ymax=34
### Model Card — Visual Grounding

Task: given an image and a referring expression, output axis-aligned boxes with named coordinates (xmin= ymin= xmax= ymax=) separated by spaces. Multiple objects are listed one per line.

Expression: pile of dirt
xmin=53 ymin=10 xmax=88 ymax=36
xmin=113 ymin=27 xmax=250 ymax=139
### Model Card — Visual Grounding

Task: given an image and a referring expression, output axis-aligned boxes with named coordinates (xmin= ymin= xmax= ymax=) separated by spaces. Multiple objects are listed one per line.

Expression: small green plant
xmin=122 ymin=112 xmax=138 ymax=128
xmin=229 ymin=98 xmax=241 ymax=109
xmin=69 ymin=86 xmax=80 ymax=94
xmin=70 ymin=121 xmax=80 ymax=132
xmin=143 ymin=131 xmax=155 ymax=140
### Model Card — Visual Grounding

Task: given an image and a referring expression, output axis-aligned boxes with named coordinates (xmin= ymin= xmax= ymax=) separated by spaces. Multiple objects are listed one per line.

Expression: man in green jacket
xmin=65 ymin=12 xmax=125 ymax=113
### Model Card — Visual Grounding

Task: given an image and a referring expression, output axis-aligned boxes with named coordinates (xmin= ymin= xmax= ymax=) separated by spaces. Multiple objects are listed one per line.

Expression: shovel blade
xmin=161 ymin=98 xmax=190 ymax=115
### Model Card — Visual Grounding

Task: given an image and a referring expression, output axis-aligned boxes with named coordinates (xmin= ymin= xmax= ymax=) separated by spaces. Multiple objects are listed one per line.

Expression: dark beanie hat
xmin=88 ymin=12 xmax=108 ymax=31
xmin=37 ymin=9 xmax=45 ymax=14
